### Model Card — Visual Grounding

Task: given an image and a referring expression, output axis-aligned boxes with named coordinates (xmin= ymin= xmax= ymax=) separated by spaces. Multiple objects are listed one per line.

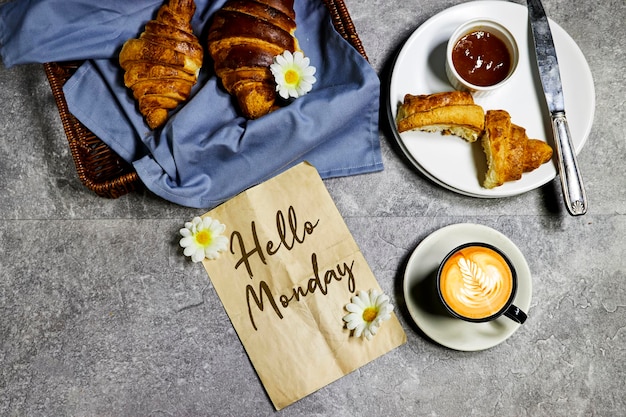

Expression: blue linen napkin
xmin=0 ymin=0 xmax=383 ymax=208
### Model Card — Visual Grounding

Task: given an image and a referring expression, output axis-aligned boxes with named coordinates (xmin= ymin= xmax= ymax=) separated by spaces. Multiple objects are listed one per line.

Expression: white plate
xmin=388 ymin=1 xmax=595 ymax=198
xmin=403 ymin=223 xmax=532 ymax=351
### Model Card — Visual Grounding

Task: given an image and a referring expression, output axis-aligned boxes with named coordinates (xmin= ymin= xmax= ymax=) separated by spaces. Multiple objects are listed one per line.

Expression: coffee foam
xmin=439 ymin=245 xmax=513 ymax=320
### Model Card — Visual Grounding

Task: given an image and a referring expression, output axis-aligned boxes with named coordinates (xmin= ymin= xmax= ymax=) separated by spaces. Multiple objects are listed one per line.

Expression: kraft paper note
xmin=201 ymin=162 xmax=406 ymax=410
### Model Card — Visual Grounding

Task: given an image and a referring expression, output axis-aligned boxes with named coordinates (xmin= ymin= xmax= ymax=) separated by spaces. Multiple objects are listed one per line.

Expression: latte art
xmin=457 ymin=257 xmax=503 ymax=306
xmin=439 ymin=245 xmax=514 ymax=320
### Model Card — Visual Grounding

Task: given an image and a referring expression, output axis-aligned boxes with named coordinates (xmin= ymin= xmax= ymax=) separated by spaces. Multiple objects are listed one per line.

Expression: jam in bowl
xmin=445 ymin=18 xmax=519 ymax=97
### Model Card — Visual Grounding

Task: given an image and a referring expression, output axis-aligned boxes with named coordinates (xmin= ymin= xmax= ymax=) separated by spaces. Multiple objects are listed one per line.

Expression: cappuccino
xmin=438 ymin=243 xmax=515 ymax=321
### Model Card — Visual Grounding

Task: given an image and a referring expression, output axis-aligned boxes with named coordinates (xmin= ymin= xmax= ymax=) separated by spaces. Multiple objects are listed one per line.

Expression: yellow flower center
xmin=362 ymin=307 xmax=378 ymax=323
xmin=195 ymin=230 xmax=212 ymax=247
xmin=284 ymin=69 xmax=299 ymax=85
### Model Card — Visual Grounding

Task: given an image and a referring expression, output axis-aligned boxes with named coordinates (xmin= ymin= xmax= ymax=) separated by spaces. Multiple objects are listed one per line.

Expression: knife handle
xmin=551 ymin=112 xmax=587 ymax=215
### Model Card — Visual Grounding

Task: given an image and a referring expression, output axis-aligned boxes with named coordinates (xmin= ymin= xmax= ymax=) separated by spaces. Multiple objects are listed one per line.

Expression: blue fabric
xmin=0 ymin=0 xmax=383 ymax=208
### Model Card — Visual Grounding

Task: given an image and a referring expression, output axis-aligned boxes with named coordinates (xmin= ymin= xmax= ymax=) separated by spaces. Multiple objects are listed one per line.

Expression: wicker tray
xmin=44 ymin=0 xmax=368 ymax=199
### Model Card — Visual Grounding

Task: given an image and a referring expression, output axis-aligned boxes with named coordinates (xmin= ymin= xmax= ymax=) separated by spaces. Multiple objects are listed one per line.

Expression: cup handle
xmin=503 ymin=304 xmax=527 ymax=324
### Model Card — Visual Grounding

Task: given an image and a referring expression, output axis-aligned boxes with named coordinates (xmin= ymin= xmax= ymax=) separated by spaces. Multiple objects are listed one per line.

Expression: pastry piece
xmin=119 ymin=0 xmax=203 ymax=129
xmin=481 ymin=110 xmax=523 ymax=187
xmin=482 ymin=110 xmax=553 ymax=188
xmin=207 ymin=0 xmax=299 ymax=119
xmin=522 ymin=138 xmax=554 ymax=173
xmin=396 ymin=91 xmax=485 ymax=142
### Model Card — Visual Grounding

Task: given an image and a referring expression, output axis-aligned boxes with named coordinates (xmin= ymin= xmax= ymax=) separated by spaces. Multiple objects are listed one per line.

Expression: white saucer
xmin=388 ymin=1 xmax=595 ymax=198
xmin=403 ymin=223 xmax=532 ymax=351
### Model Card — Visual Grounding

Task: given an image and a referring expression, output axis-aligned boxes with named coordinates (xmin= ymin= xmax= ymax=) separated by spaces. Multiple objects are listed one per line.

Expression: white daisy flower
xmin=179 ymin=216 xmax=228 ymax=263
xmin=270 ymin=50 xmax=317 ymax=99
xmin=343 ymin=289 xmax=394 ymax=340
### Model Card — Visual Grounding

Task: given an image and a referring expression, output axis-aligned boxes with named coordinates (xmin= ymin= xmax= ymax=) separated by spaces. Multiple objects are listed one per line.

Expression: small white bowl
xmin=445 ymin=18 xmax=519 ymax=97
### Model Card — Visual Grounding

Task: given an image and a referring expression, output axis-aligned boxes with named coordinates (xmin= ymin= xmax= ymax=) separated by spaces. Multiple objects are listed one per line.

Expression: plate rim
xmin=402 ymin=222 xmax=532 ymax=351
xmin=386 ymin=0 xmax=595 ymax=198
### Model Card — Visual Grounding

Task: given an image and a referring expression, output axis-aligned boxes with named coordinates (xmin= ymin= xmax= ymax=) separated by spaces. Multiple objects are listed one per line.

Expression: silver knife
xmin=527 ymin=0 xmax=587 ymax=215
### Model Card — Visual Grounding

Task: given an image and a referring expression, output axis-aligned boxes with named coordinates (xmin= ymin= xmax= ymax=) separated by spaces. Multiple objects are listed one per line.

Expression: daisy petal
xmin=344 ymin=315 xmax=361 ymax=329
xmin=356 ymin=290 xmax=371 ymax=306
xmin=179 ymin=236 xmax=194 ymax=248
xmin=353 ymin=322 xmax=365 ymax=338
xmin=344 ymin=303 xmax=362 ymax=314
xmin=350 ymin=294 xmax=366 ymax=309
xmin=183 ymin=246 xmax=196 ymax=257
xmin=364 ymin=328 xmax=373 ymax=340
xmin=191 ymin=250 xmax=205 ymax=263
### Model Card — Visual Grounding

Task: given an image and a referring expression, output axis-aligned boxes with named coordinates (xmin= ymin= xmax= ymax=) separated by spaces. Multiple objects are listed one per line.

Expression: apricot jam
xmin=452 ymin=29 xmax=511 ymax=87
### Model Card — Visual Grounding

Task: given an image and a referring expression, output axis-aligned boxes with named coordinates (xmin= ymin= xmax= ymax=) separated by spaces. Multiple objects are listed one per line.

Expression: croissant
xmin=207 ymin=0 xmax=299 ymax=119
xmin=119 ymin=0 xmax=203 ymax=129
xmin=482 ymin=110 xmax=553 ymax=188
xmin=396 ymin=91 xmax=485 ymax=142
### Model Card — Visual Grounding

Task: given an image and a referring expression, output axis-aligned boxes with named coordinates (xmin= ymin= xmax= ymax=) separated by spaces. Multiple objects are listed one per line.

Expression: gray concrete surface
xmin=1 ymin=0 xmax=625 ymax=415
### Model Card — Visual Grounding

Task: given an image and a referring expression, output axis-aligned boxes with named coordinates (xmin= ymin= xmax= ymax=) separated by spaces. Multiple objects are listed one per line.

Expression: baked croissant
xmin=482 ymin=110 xmax=553 ymax=188
xmin=119 ymin=0 xmax=203 ymax=129
xmin=396 ymin=91 xmax=485 ymax=142
xmin=207 ymin=0 xmax=299 ymax=119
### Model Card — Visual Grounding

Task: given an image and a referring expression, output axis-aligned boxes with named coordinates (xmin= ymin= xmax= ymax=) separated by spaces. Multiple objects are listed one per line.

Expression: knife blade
xmin=527 ymin=0 xmax=587 ymax=215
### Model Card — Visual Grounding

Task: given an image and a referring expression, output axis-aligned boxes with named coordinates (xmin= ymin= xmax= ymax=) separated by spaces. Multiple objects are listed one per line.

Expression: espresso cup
xmin=436 ymin=242 xmax=527 ymax=324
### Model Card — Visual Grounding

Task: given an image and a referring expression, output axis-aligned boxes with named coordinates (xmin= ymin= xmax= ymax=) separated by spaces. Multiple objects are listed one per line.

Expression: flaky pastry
xmin=482 ymin=110 xmax=553 ymax=188
xmin=396 ymin=91 xmax=485 ymax=142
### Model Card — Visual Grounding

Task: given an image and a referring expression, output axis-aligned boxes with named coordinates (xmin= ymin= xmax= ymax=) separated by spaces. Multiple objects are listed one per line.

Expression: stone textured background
xmin=1 ymin=0 xmax=624 ymax=415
